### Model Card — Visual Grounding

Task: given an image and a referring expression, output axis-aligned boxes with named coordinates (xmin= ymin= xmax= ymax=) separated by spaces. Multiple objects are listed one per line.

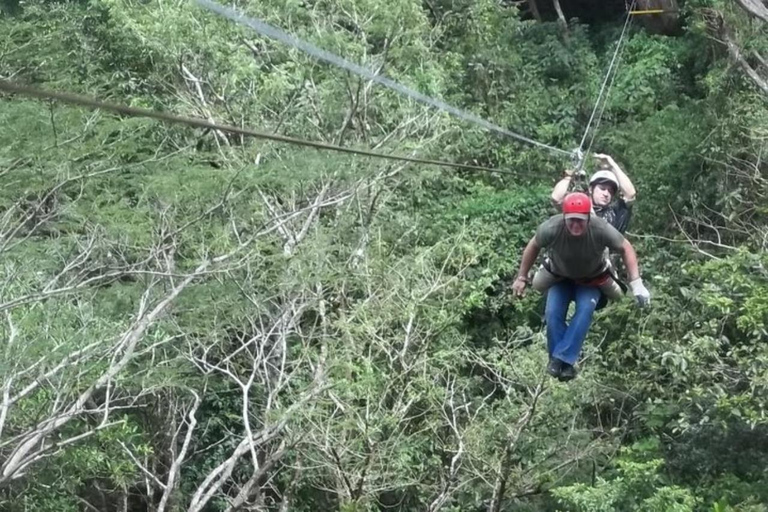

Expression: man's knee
xmin=573 ymin=284 xmax=602 ymax=311
xmin=599 ymin=278 xmax=623 ymax=300
xmin=574 ymin=294 xmax=600 ymax=314
xmin=532 ymin=266 xmax=560 ymax=293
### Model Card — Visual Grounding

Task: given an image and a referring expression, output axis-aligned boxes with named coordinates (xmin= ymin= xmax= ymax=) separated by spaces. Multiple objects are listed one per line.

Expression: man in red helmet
xmin=533 ymin=153 xmax=636 ymax=299
xmin=511 ymin=192 xmax=650 ymax=381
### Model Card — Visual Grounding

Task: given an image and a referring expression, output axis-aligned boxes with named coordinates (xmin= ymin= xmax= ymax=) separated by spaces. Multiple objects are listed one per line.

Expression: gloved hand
xmin=629 ymin=278 xmax=651 ymax=307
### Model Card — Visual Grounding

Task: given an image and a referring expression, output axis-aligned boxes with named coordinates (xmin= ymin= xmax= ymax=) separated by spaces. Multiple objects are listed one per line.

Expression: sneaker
xmin=558 ymin=363 xmax=577 ymax=381
xmin=547 ymin=358 xmax=563 ymax=378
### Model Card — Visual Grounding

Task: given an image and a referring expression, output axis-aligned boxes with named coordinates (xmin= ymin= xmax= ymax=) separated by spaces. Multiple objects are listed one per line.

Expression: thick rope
xmin=195 ymin=0 xmax=573 ymax=158
xmin=0 ymin=79 xmax=514 ymax=175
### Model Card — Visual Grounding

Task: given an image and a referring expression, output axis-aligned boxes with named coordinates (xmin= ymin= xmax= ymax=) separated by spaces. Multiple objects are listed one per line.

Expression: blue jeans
xmin=545 ymin=281 xmax=601 ymax=365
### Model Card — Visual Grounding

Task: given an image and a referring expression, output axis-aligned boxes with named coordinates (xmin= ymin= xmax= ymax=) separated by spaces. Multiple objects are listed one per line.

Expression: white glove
xmin=629 ymin=278 xmax=651 ymax=307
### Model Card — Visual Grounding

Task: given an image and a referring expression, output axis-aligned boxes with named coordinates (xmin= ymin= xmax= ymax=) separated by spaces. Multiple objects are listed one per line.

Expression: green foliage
xmin=2 ymin=0 xmax=768 ymax=509
xmin=553 ymin=444 xmax=698 ymax=512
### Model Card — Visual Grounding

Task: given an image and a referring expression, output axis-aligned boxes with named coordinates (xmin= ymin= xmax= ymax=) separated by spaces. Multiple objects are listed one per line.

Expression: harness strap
xmin=542 ymin=259 xmax=613 ymax=287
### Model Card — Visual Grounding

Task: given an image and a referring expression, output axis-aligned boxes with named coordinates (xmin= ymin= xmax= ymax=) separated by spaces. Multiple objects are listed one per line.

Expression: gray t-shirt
xmin=535 ymin=214 xmax=625 ymax=279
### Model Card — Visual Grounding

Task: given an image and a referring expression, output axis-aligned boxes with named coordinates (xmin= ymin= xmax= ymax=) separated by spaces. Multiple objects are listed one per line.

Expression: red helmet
xmin=562 ymin=192 xmax=591 ymax=220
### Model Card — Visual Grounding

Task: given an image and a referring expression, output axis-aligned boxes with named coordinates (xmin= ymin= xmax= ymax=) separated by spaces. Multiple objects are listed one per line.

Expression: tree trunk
xmin=552 ymin=0 xmax=568 ymax=30
xmin=527 ymin=0 xmax=542 ymax=22
xmin=734 ymin=0 xmax=768 ymax=23
xmin=710 ymin=11 xmax=768 ymax=96
xmin=633 ymin=0 xmax=680 ymax=35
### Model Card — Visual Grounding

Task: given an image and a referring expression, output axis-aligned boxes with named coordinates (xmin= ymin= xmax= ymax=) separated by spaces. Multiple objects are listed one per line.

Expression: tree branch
xmin=734 ymin=0 xmax=768 ymax=24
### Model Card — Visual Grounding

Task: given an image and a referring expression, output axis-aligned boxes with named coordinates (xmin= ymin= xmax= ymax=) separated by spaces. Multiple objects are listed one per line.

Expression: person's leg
xmin=598 ymin=277 xmax=623 ymax=300
xmin=545 ymin=281 xmax=573 ymax=358
xmin=551 ymin=285 xmax=601 ymax=366
xmin=532 ymin=265 xmax=561 ymax=293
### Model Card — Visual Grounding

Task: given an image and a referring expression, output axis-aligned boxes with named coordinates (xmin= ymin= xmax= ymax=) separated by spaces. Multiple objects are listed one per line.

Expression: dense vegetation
xmin=1 ymin=0 xmax=767 ymax=510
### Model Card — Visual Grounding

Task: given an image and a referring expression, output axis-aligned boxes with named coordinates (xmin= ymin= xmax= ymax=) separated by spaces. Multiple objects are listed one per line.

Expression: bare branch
xmin=157 ymin=391 xmax=202 ymax=512
xmin=0 ymin=252 xmax=222 ymax=482
xmin=187 ymin=380 xmax=327 ymax=512
xmin=181 ymin=63 xmax=231 ymax=149
xmin=734 ymin=0 xmax=768 ymax=24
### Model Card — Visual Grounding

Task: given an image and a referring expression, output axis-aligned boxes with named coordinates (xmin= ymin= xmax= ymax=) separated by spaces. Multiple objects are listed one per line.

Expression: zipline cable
xmin=582 ymin=8 xmax=637 ymax=163
xmin=0 ymin=79 xmax=515 ymax=175
xmin=194 ymin=0 xmax=573 ymax=158
xmin=576 ymin=0 xmax=637 ymax=174
xmin=582 ymin=30 xmax=631 ymax=162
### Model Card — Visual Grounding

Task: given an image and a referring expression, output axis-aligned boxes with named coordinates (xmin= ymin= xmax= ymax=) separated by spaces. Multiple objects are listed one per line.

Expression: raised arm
xmin=551 ymin=169 xmax=574 ymax=206
xmin=595 ymin=153 xmax=636 ymax=202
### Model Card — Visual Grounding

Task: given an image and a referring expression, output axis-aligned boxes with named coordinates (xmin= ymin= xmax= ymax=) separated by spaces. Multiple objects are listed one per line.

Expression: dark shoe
xmin=558 ymin=363 xmax=577 ymax=381
xmin=547 ymin=358 xmax=563 ymax=378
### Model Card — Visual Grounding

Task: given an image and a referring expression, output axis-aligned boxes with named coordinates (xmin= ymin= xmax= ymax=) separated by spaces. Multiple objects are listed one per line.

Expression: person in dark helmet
xmin=551 ymin=153 xmax=636 ymax=234
xmin=512 ymin=193 xmax=650 ymax=381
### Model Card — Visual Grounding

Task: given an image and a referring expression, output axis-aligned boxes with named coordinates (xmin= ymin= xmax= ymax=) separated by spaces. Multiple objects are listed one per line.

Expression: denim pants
xmin=545 ymin=281 xmax=601 ymax=365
